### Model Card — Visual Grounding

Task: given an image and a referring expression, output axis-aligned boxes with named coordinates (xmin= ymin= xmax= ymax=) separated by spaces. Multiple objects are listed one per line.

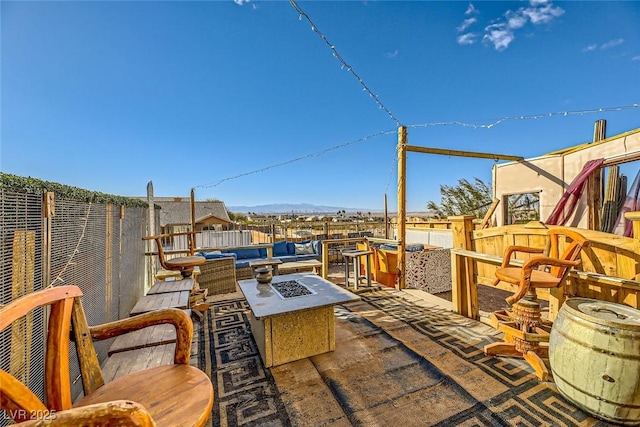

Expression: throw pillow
xmin=273 ymin=241 xmax=289 ymax=257
xmin=294 ymin=242 xmax=315 ymax=255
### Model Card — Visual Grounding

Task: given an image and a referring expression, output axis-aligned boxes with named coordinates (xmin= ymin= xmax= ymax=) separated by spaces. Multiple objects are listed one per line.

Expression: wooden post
xmin=11 ymin=230 xmax=36 ymax=383
xmin=588 ymin=119 xmax=606 ymax=231
xmin=321 ymin=241 xmax=330 ymax=279
xmin=397 ymin=126 xmax=407 ymax=289
xmin=146 ymin=181 xmax=156 ymax=284
xmin=448 ymin=215 xmax=478 ymax=319
xmin=43 ymin=192 xmax=54 ymax=289
xmin=190 ymin=188 xmax=196 ymax=253
xmin=384 ymin=193 xmax=389 ymax=239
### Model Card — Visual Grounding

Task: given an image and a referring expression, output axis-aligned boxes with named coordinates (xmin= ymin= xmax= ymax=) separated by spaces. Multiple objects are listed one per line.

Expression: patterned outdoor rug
xmin=198 ymin=299 xmax=291 ymax=427
xmin=200 ymin=292 xmax=607 ymax=427
xmin=337 ymin=289 xmax=607 ymax=426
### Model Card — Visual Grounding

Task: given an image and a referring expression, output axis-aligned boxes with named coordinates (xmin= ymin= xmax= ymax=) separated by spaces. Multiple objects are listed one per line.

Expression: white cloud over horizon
xmin=456 ymin=0 xmax=564 ymax=51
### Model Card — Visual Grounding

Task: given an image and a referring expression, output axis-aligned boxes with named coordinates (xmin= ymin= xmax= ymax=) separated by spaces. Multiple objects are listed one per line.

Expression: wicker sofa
xmin=197 ymin=240 xmax=323 ymax=281
xmin=197 ymin=256 xmax=237 ymax=295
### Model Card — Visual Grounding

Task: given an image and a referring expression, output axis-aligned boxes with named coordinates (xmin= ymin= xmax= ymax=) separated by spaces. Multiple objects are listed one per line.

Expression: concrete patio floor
xmin=202 ymin=264 xmax=601 ymax=426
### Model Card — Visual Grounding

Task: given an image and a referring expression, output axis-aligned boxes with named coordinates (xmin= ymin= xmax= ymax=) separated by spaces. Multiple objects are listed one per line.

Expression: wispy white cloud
xmin=633 ymin=55 xmax=640 ymax=61
xmin=386 ymin=50 xmax=399 ymax=59
xmin=457 ymin=33 xmax=477 ymax=45
xmin=233 ymin=0 xmax=250 ymax=6
xmin=456 ymin=3 xmax=480 ymax=46
xmin=601 ymin=38 xmax=624 ymax=49
xmin=457 ymin=17 xmax=477 ymax=32
xmin=468 ymin=0 xmax=565 ymax=51
xmin=465 ymin=3 xmax=478 ymax=16
xmin=583 ymin=38 xmax=625 ymax=53
xmin=521 ymin=1 xmax=564 ymax=24
xmin=483 ymin=25 xmax=515 ymax=51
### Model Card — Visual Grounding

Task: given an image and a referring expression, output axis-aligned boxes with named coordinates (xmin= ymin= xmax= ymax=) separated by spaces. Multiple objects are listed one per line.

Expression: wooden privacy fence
xmin=449 ymin=213 xmax=640 ymax=321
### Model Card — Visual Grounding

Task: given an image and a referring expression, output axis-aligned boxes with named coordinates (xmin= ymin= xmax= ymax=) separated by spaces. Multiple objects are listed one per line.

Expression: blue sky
xmin=2 ymin=0 xmax=639 ymax=212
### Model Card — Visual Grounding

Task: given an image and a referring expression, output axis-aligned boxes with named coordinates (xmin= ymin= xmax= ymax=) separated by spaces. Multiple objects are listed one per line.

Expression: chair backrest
xmin=143 ymin=231 xmax=201 ymax=270
xmin=0 ymin=286 xmax=102 ymax=421
xmin=546 ymin=228 xmax=590 ymax=278
xmin=377 ymin=248 xmax=398 ymax=274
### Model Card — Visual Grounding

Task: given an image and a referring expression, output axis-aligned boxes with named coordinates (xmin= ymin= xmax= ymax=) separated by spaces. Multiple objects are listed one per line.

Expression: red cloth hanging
xmin=545 ymin=158 xmax=605 ymax=225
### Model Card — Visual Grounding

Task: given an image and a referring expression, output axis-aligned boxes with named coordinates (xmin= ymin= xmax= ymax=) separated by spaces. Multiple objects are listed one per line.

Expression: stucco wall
xmin=493 ymin=128 xmax=640 ymax=228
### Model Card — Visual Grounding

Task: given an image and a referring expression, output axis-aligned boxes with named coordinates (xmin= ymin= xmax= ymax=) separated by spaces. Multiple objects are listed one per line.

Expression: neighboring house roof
xmin=137 ymin=197 xmax=231 ymax=227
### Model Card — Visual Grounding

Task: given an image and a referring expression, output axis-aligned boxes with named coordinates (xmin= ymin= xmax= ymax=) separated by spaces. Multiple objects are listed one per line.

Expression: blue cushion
xmin=230 ymin=248 xmax=262 ymax=259
xmin=197 ymin=252 xmax=236 ymax=260
xmin=276 ymin=255 xmax=298 ymax=263
xmin=294 ymin=254 xmax=319 ymax=261
xmin=286 ymin=242 xmax=296 ymax=255
xmin=312 ymin=240 xmax=322 ymax=255
xmin=273 ymin=241 xmax=288 ymax=257
xmin=235 ymin=260 xmax=251 ymax=269
xmin=258 ymin=248 xmax=267 ymax=258
xmin=406 ymin=244 xmax=425 ymax=252
xmin=380 ymin=244 xmax=398 ymax=251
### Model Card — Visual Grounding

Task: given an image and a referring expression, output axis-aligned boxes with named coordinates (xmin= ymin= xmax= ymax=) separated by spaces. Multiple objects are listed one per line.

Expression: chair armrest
xmin=88 ymin=309 xmax=193 ymax=365
xmin=15 ymin=400 xmax=155 ymax=426
xmin=521 ymin=256 xmax=581 ymax=273
xmin=505 ymin=256 xmax=582 ymax=305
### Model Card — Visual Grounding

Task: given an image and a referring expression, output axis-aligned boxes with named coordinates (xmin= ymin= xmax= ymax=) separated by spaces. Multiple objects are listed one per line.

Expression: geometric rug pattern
xmin=351 ymin=289 xmax=608 ymax=426
xmin=200 ymin=291 xmax=609 ymax=426
xmin=198 ymin=299 xmax=291 ymax=427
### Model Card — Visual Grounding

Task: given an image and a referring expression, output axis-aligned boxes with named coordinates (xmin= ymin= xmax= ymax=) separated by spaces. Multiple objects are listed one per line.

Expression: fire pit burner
xmin=271 ymin=280 xmax=317 ymax=299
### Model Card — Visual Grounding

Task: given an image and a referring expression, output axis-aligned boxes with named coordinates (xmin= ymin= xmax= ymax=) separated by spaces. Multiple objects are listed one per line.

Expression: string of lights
xmin=407 ymin=103 xmax=639 ymax=130
xmin=193 ymin=102 xmax=637 ymax=192
xmin=289 ymin=0 xmax=401 ymax=126
xmin=194 ymin=129 xmax=397 ymax=190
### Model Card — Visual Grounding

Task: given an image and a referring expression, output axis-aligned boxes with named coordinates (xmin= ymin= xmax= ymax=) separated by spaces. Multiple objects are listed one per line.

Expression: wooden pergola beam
xmin=405 ymin=145 xmax=523 ymax=162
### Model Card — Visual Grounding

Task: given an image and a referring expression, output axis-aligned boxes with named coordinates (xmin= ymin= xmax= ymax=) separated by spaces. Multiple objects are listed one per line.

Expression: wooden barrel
xmin=549 ymin=298 xmax=640 ymax=426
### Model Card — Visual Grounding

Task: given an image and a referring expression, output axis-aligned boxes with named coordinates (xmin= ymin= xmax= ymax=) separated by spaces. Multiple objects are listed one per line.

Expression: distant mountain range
xmin=226 ymin=203 xmax=381 ymax=214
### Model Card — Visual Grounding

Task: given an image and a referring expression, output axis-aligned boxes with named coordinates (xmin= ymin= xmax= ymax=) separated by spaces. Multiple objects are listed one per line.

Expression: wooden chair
xmin=0 ymin=286 xmax=214 ymax=426
xmin=375 ymin=247 xmax=398 ymax=288
xmin=143 ymin=231 xmax=204 ymax=278
xmin=143 ymin=232 xmax=209 ymax=314
xmin=484 ymin=228 xmax=590 ymax=380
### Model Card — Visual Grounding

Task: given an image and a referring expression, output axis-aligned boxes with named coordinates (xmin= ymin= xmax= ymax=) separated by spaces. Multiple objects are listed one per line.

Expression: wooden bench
xmin=112 ymin=280 xmax=195 ymax=356
xmin=129 ymin=291 xmax=191 ymax=316
xmin=278 ymin=259 xmax=323 ymax=275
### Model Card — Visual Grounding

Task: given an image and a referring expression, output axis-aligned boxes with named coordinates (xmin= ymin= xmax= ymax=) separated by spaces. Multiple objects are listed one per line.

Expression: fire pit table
xmin=238 ymin=272 xmax=360 ymax=367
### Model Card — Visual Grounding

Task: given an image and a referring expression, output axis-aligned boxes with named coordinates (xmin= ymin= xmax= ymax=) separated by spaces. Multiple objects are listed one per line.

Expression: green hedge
xmin=0 ymin=173 xmax=148 ymax=208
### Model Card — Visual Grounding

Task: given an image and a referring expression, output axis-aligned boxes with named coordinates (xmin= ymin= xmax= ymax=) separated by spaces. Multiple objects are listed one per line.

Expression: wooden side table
xmin=341 ymin=250 xmax=373 ymax=289
xmin=165 ymin=255 xmax=205 ymax=278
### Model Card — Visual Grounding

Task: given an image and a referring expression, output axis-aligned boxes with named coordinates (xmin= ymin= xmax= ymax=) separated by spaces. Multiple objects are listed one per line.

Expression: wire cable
xmin=407 ymin=103 xmax=639 ymax=130
xmin=194 ymin=129 xmax=397 ymax=190
xmin=289 ymin=0 xmax=401 ymax=126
